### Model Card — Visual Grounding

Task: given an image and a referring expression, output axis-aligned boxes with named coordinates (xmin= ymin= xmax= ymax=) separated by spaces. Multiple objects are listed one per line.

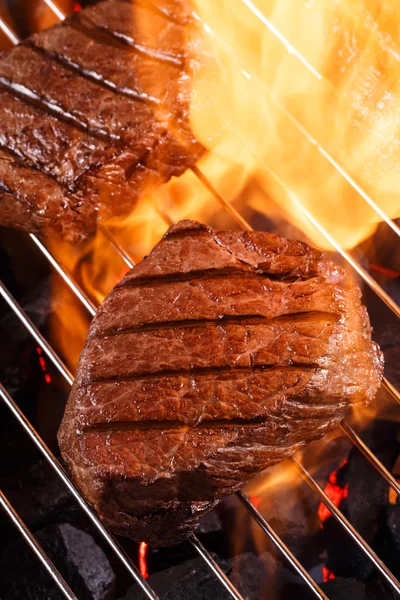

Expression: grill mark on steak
xmin=0 ymin=180 xmax=12 ymax=195
xmin=83 ymin=363 xmax=319 ymax=385
xmin=0 ymin=146 xmax=83 ymax=217
xmin=72 ymin=12 xmax=184 ymax=67
xmin=0 ymin=145 xmax=93 ymax=236
xmin=94 ymin=311 xmax=340 ymax=337
xmin=0 ymin=178 xmax=35 ymax=209
xmin=0 ymin=143 xmax=74 ymax=196
xmin=117 ymin=268 xmax=298 ymax=288
xmin=160 ymin=226 xmax=210 ymax=240
xmin=0 ymin=141 xmax=25 ymax=163
xmin=83 ymin=416 xmax=268 ymax=433
xmin=82 ymin=402 xmax=342 ymax=435
xmin=0 ymin=78 xmax=123 ymax=146
xmin=26 ymin=42 xmax=160 ymax=106
xmin=0 ymin=89 xmax=118 ymax=188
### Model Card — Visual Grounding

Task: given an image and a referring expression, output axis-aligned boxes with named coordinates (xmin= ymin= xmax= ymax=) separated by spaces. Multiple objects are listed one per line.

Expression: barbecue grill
xmin=0 ymin=1 xmax=399 ymax=599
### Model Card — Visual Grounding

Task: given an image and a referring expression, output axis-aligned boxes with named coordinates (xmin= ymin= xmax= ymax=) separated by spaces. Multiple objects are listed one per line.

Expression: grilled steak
xmin=0 ymin=0 xmax=203 ymax=244
xmin=58 ymin=220 xmax=383 ymax=545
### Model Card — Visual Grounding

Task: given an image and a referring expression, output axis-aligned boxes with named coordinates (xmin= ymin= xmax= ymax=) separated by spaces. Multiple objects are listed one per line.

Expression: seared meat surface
xmin=0 ymin=0 xmax=202 ymax=244
xmin=58 ymin=220 xmax=383 ymax=545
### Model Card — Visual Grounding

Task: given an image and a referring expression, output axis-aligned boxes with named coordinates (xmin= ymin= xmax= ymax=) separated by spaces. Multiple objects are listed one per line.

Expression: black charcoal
xmin=0 ymin=523 xmax=115 ymax=600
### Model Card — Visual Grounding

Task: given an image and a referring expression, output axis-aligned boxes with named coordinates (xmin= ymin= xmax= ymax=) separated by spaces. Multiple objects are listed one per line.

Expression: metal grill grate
xmin=0 ymin=2 xmax=399 ymax=599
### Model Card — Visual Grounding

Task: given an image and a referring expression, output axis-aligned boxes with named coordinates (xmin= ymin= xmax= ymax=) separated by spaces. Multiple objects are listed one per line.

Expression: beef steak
xmin=58 ymin=220 xmax=384 ymax=546
xmin=0 ymin=0 xmax=203 ymax=244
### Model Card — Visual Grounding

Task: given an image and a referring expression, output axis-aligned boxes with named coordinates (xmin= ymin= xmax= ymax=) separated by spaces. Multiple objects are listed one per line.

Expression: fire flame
xmin=188 ymin=0 xmax=400 ymax=250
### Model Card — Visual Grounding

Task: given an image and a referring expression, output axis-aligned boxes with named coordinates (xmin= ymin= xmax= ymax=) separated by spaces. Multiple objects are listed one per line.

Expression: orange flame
xmin=189 ymin=0 xmax=400 ymax=250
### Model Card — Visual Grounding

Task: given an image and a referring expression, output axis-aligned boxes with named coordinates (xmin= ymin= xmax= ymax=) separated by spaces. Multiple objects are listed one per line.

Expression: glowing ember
xmin=318 ymin=460 xmax=348 ymax=524
xmin=249 ymin=496 xmax=261 ymax=509
xmin=322 ymin=566 xmax=335 ymax=582
xmin=35 ymin=346 xmax=52 ymax=384
xmin=73 ymin=2 xmax=82 ymax=10
xmin=139 ymin=542 xmax=149 ymax=579
xmin=318 ymin=460 xmax=349 ymax=582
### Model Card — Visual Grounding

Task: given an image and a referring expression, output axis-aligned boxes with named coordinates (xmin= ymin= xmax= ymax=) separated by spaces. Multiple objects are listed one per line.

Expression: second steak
xmin=0 ymin=0 xmax=203 ymax=244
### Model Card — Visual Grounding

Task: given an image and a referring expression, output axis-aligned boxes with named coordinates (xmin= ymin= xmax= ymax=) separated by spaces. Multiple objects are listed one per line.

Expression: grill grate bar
xmin=0 ymin=490 xmax=77 ymax=600
xmin=191 ymin=166 xmax=252 ymax=231
xmin=0 ymin=14 xmax=19 ymax=44
xmin=287 ymin=194 xmax=400 ymax=319
xmin=290 ymin=457 xmax=400 ymax=594
xmin=29 ymin=234 xmax=97 ymax=317
xmin=189 ymin=534 xmax=245 ymax=600
xmin=0 ymin=383 xmax=160 ymax=600
xmin=241 ymin=0 xmax=322 ymax=80
xmin=383 ymin=378 xmax=400 ymax=406
xmin=43 ymin=0 xmax=66 ymax=20
xmin=99 ymin=224 xmax=135 ymax=269
xmin=236 ymin=491 xmax=328 ymax=600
